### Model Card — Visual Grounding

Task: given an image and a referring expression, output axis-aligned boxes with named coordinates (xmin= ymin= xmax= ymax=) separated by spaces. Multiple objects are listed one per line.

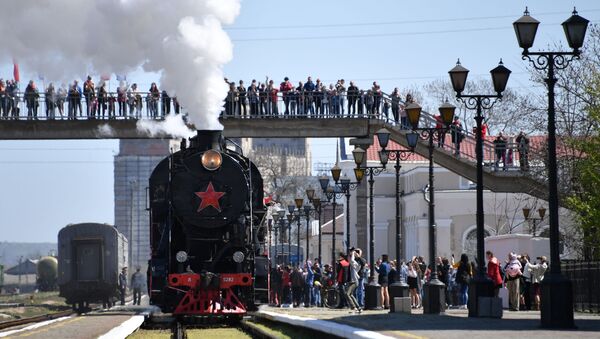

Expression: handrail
xmin=0 ymin=88 xmax=543 ymax=175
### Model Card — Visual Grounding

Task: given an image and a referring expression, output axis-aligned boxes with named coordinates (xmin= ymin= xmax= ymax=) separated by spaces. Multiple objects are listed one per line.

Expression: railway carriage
xmin=57 ymin=222 xmax=128 ymax=311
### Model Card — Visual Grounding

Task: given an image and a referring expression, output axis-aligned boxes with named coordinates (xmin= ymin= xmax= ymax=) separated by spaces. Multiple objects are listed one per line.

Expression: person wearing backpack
xmin=454 ymin=253 xmax=472 ymax=309
xmin=504 ymin=253 xmax=522 ymax=311
xmin=486 ymin=251 xmax=503 ymax=297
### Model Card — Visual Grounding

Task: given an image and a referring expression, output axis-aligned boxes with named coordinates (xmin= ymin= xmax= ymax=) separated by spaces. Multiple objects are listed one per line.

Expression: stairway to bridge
xmin=380 ymin=123 xmax=549 ymax=202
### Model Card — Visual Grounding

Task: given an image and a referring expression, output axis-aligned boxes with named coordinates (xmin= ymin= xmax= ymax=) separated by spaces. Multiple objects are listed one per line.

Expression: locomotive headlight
xmin=201 ymin=150 xmax=222 ymax=171
xmin=232 ymin=251 xmax=245 ymax=263
xmin=176 ymin=251 xmax=188 ymax=263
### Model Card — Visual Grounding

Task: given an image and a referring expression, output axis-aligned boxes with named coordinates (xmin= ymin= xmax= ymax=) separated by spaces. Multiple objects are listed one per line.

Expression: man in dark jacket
xmin=347 ymin=81 xmax=359 ymax=116
xmin=118 ymin=267 xmax=127 ymax=305
xmin=494 ymin=133 xmax=507 ymax=171
xmin=291 ymin=267 xmax=304 ymax=307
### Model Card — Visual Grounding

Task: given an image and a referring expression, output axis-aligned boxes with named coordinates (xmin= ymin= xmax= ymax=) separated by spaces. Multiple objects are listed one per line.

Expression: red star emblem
xmin=194 ymin=182 xmax=225 ymax=212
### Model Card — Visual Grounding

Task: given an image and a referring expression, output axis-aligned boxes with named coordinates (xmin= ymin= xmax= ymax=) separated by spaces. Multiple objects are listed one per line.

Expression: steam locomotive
xmin=147 ymin=130 xmax=269 ymax=317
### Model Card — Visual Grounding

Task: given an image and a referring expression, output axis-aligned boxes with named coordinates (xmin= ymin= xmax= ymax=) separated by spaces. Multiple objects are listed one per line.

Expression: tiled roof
xmin=366 ymin=134 xmax=548 ymax=162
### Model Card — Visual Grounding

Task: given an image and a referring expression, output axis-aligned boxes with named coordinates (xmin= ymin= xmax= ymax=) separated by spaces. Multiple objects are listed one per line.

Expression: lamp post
xmin=312 ymin=198 xmax=323 ymax=265
xmin=320 ymin=173 xmax=344 ymax=279
xmin=514 ymin=7 xmax=588 ymax=328
xmin=375 ymin=128 xmax=415 ymax=305
xmin=293 ymin=202 xmax=302 ymax=266
xmin=405 ymin=101 xmax=456 ymax=314
xmin=352 ymin=146 xmax=386 ymax=310
xmin=339 ymin=174 xmax=360 ymax=254
xmin=309 ymin=192 xmax=323 ymax=264
xmin=448 ymin=59 xmax=511 ymax=317
xmin=273 ymin=211 xmax=280 ymax=265
xmin=303 ymin=205 xmax=312 ymax=262
xmin=277 ymin=210 xmax=286 ymax=265
xmin=286 ymin=210 xmax=293 ymax=265
xmin=522 ymin=207 xmax=546 ymax=236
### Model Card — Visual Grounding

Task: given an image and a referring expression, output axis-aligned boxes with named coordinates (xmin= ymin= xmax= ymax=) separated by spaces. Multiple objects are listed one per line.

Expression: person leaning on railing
xmin=56 ymin=84 xmax=66 ymax=119
xmin=0 ymin=79 xmax=7 ymax=119
xmin=515 ymin=131 xmax=530 ymax=171
xmin=45 ymin=83 xmax=56 ymax=119
xmin=225 ymin=82 xmax=237 ymax=116
xmin=117 ymin=82 xmax=128 ymax=117
xmin=24 ymin=80 xmax=40 ymax=120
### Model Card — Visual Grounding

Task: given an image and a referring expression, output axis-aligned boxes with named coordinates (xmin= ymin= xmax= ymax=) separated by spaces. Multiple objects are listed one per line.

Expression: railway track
xmin=163 ymin=318 xmax=279 ymax=339
xmin=0 ymin=310 xmax=74 ymax=331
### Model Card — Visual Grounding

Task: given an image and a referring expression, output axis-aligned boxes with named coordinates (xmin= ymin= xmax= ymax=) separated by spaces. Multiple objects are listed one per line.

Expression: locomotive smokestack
xmin=189 ymin=130 xmax=223 ymax=151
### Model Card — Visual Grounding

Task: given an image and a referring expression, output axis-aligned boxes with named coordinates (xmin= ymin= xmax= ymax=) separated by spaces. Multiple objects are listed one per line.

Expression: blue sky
xmin=1 ymin=0 xmax=598 ymax=242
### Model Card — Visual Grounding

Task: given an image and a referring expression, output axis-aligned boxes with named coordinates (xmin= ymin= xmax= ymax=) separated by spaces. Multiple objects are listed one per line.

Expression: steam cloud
xmin=0 ymin=0 xmax=240 ymax=132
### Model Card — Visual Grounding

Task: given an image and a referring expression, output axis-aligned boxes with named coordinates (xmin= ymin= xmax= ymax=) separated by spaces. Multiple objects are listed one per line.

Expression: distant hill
xmin=0 ymin=242 xmax=57 ymax=268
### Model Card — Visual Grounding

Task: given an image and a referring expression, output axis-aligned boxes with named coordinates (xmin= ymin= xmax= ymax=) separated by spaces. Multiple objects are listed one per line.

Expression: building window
xmin=463 ymin=228 xmax=490 ymax=259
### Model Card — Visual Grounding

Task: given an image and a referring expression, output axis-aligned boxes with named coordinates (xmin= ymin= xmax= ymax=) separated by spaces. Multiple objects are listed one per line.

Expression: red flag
xmin=13 ymin=61 xmax=20 ymax=82
xmin=100 ymin=73 xmax=111 ymax=81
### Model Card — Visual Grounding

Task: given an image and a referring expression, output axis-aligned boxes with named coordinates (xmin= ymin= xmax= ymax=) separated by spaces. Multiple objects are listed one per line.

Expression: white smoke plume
xmin=137 ymin=113 xmax=195 ymax=139
xmin=96 ymin=123 xmax=116 ymax=137
xmin=0 ymin=0 xmax=240 ymax=132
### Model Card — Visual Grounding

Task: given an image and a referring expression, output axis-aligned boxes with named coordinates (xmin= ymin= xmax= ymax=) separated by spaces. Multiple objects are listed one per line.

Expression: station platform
xmin=0 ymin=297 xmax=155 ymax=339
xmin=256 ymin=306 xmax=600 ymax=339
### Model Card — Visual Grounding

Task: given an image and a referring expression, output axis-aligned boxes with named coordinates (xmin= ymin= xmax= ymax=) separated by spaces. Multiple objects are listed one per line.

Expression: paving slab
xmin=261 ymin=306 xmax=600 ymax=339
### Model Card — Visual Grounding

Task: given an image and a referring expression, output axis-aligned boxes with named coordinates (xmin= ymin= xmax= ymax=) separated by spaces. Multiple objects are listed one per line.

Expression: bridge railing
xmin=0 ymin=89 xmax=542 ymax=175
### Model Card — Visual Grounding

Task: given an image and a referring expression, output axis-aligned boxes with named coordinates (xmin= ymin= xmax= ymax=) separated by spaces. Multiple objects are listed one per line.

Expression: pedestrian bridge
xmin=0 ymin=92 xmax=550 ymax=201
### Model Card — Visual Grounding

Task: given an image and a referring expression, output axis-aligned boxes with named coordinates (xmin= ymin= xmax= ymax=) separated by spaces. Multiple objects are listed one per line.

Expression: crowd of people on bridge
xmin=223 ymin=76 xmax=415 ymax=124
xmin=0 ymin=76 xmax=182 ymax=120
xmin=0 ymin=75 xmax=417 ymax=123
xmin=269 ymin=248 xmax=548 ymax=313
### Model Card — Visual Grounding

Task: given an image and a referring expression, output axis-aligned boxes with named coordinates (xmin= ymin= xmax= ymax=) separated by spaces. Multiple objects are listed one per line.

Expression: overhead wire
xmin=226 ymin=9 xmax=600 ymax=31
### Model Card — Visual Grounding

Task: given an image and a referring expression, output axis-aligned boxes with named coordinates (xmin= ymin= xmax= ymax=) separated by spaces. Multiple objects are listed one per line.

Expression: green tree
xmin=565 ymin=75 xmax=600 ymax=260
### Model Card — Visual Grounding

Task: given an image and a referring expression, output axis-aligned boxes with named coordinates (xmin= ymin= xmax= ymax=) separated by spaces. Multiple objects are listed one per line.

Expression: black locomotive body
xmin=148 ymin=130 xmax=268 ymax=316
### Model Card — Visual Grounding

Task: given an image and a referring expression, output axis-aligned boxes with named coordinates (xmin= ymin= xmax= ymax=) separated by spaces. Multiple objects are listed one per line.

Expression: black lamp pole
xmin=514 ymin=7 xmax=588 ymax=328
xmin=340 ymin=175 xmax=360 ymax=254
xmin=404 ymin=101 xmax=456 ymax=314
xmin=313 ymin=199 xmax=323 ymax=264
xmin=320 ymin=168 xmax=344 ymax=280
xmin=351 ymin=145 xmax=386 ymax=310
xmin=296 ymin=211 xmax=301 ymax=265
xmin=304 ymin=205 xmax=312 ymax=262
xmin=273 ymin=216 xmax=279 ymax=265
xmin=377 ymin=137 xmax=414 ymax=276
xmin=449 ymin=58 xmax=511 ymax=317
xmin=287 ymin=211 xmax=293 ymax=266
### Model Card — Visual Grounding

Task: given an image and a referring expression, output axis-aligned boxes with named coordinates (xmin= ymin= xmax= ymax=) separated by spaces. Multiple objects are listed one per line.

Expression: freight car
xmin=58 ymin=223 xmax=128 ymax=311
xmin=148 ymin=130 xmax=269 ymax=318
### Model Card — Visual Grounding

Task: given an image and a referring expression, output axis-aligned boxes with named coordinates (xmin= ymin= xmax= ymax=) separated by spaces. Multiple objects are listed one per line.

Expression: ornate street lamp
xmin=448 ymin=58 xmax=510 ymax=317
xmin=352 ymin=146 xmax=386 ymax=310
xmin=311 ymin=197 xmax=323 ymax=264
xmin=338 ymin=173 xmax=360 ymax=256
xmin=277 ymin=209 xmax=286 ymax=265
xmin=273 ymin=211 xmax=280 ymax=265
xmin=303 ymin=205 xmax=312 ymax=262
xmin=514 ymin=7 xmax=588 ymax=328
xmin=406 ymin=101 xmax=456 ymax=314
xmin=375 ymin=128 xmax=416 ymax=305
xmin=286 ymin=212 xmax=293 ymax=265
xmin=293 ymin=205 xmax=302 ymax=266
xmin=522 ymin=207 xmax=546 ymax=236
